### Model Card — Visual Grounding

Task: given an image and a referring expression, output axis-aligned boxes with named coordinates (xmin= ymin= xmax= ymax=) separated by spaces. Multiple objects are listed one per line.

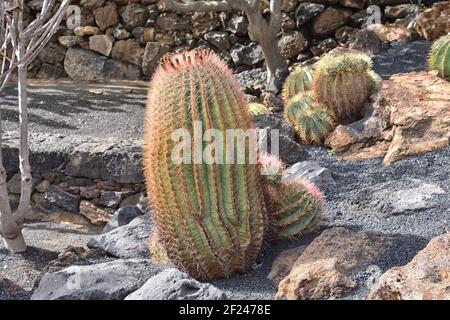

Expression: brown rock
xmin=58 ymin=35 xmax=83 ymax=48
xmin=157 ymin=13 xmax=191 ymax=32
xmin=312 ymin=7 xmax=352 ymax=37
xmin=415 ymin=1 xmax=450 ymax=41
xmin=120 ymin=3 xmax=149 ymax=29
xmin=111 ymin=39 xmax=144 ymax=66
xmin=339 ymin=0 xmax=366 ymax=9
xmin=368 ymin=233 xmax=450 ymax=300
xmin=348 ymin=28 xmax=382 ymax=55
xmin=276 ymin=228 xmax=391 ymax=300
xmin=268 ymin=246 xmax=306 ymax=285
xmin=327 ymin=72 xmax=450 ymax=164
xmin=382 ymin=72 xmax=450 ymax=165
xmin=368 ymin=24 xmax=413 ymax=43
xmin=89 ymin=35 xmax=115 ymax=56
xmin=191 ymin=12 xmax=221 ymax=39
xmin=276 ymin=258 xmax=358 ymax=300
xmin=54 ymin=211 xmax=93 ymax=227
xmin=142 ymin=42 xmax=171 ymax=77
xmin=79 ymin=200 xmax=114 ymax=225
xmin=132 ymin=27 xmax=156 ymax=45
xmin=278 ymin=30 xmax=309 ymax=59
xmin=94 ymin=4 xmax=119 ymax=31
xmin=73 ymin=26 xmax=101 ymax=37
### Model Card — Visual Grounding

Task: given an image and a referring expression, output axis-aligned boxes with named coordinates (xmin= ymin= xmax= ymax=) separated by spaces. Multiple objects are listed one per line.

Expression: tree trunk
xmin=258 ymin=38 xmax=289 ymax=94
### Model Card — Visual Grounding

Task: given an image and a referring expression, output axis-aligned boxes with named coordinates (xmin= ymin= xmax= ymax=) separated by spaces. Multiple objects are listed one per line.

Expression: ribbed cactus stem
xmin=428 ymin=35 xmax=450 ymax=80
xmin=312 ymin=53 xmax=373 ymax=124
xmin=265 ymin=179 xmax=324 ymax=240
xmin=144 ymin=50 xmax=267 ymax=279
xmin=284 ymin=93 xmax=335 ymax=144
xmin=282 ymin=66 xmax=314 ymax=103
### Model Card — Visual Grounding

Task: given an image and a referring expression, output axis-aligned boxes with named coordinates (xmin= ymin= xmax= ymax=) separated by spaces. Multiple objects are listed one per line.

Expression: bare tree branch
xmin=269 ymin=0 xmax=281 ymax=36
xmin=0 ymin=0 xmax=72 ymax=252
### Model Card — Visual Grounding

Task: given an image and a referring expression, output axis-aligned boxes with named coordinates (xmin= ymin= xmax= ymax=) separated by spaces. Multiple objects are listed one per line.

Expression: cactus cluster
xmin=312 ymin=53 xmax=373 ymax=124
xmin=144 ymin=50 xmax=324 ymax=279
xmin=428 ymin=35 xmax=450 ymax=80
xmin=282 ymin=66 xmax=314 ymax=103
xmin=282 ymin=52 xmax=380 ymax=144
xmin=285 ymin=93 xmax=335 ymax=144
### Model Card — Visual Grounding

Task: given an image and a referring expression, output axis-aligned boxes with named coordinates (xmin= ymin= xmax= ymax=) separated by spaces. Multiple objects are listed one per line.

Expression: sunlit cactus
xmin=247 ymin=102 xmax=271 ymax=116
xmin=284 ymin=93 xmax=335 ymax=144
xmin=144 ymin=50 xmax=267 ymax=279
xmin=428 ymin=35 xmax=450 ymax=80
xmin=265 ymin=178 xmax=324 ymax=240
xmin=282 ymin=66 xmax=314 ymax=103
xmin=312 ymin=53 xmax=373 ymax=124
xmin=258 ymin=153 xmax=285 ymax=186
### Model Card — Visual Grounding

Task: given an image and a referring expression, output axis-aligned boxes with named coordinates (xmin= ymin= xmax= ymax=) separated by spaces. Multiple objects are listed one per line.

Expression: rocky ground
xmin=0 ymin=40 xmax=449 ymax=300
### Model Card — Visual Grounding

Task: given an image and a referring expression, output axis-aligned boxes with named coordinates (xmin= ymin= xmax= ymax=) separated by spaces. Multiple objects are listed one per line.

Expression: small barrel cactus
xmin=284 ymin=93 xmax=335 ymax=144
xmin=282 ymin=66 xmax=314 ymax=103
xmin=312 ymin=53 xmax=373 ymax=124
xmin=247 ymin=102 xmax=271 ymax=116
xmin=265 ymin=179 xmax=324 ymax=240
xmin=144 ymin=50 xmax=267 ymax=279
xmin=428 ymin=35 xmax=450 ymax=80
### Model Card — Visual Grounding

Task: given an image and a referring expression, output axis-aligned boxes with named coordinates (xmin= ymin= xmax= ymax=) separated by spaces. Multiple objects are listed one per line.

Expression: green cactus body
xmin=312 ymin=53 xmax=372 ymax=124
xmin=282 ymin=66 xmax=315 ymax=103
xmin=143 ymin=50 xmax=267 ymax=279
xmin=428 ymin=35 xmax=450 ymax=80
xmin=265 ymin=179 xmax=323 ymax=240
xmin=284 ymin=93 xmax=335 ymax=144
xmin=247 ymin=102 xmax=271 ymax=116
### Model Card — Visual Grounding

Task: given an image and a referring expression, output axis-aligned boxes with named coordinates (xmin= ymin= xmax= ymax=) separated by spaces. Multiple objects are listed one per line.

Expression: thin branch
xmin=269 ymin=0 xmax=281 ymax=35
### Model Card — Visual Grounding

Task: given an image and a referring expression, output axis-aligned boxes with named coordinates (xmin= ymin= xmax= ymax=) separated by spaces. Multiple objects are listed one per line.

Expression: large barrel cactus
xmin=428 ymin=35 xmax=450 ymax=80
xmin=144 ymin=50 xmax=267 ymax=279
xmin=312 ymin=53 xmax=373 ymax=124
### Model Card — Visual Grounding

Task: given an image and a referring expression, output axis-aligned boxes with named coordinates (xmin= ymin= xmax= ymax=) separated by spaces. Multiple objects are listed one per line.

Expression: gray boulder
xmin=88 ymin=214 xmax=152 ymax=259
xmin=125 ymin=268 xmax=227 ymax=300
xmin=42 ymin=185 xmax=80 ymax=213
xmin=230 ymin=42 xmax=264 ymax=66
xmin=282 ymin=161 xmax=335 ymax=190
xmin=31 ymin=259 xmax=160 ymax=300
xmin=103 ymin=205 xmax=144 ymax=233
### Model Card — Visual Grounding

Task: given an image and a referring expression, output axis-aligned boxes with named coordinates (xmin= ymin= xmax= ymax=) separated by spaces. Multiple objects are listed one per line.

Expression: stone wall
xmin=29 ymin=0 xmax=429 ymax=94
xmin=3 ymin=136 xmax=145 ymax=228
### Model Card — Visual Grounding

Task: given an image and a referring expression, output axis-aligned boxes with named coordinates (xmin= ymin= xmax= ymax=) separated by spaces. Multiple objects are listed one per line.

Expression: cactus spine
xmin=284 ymin=93 xmax=335 ymax=144
xmin=282 ymin=66 xmax=314 ymax=103
xmin=247 ymin=102 xmax=271 ymax=116
xmin=144 ymin=50 xmax=266 ymax=279
xmin=312 ymin=53 xmax=373 ymax=124
xmin=428 ymin=35 xmax=450 ymax=80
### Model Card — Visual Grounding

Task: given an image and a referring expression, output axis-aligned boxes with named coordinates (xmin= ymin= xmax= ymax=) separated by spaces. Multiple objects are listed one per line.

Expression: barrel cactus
xmin=282 ymin=66 xmax=314 ymax=103
xmin=264 ymin=178 xmax=324 ymax=240
xmin=312 ymin=53 xmax=373 ymax=124
xmin=144 ymin=50 xmax=267 ymax=279
xmin=247 ymin=102 xmax=271 ymax=116
xmin=428 ymin=35 xmax=450 ymax=80
xmin=258 ymin=154 xmax=324 ymax=240
xmin=284 ymin=93 xmax=335 ymax=144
